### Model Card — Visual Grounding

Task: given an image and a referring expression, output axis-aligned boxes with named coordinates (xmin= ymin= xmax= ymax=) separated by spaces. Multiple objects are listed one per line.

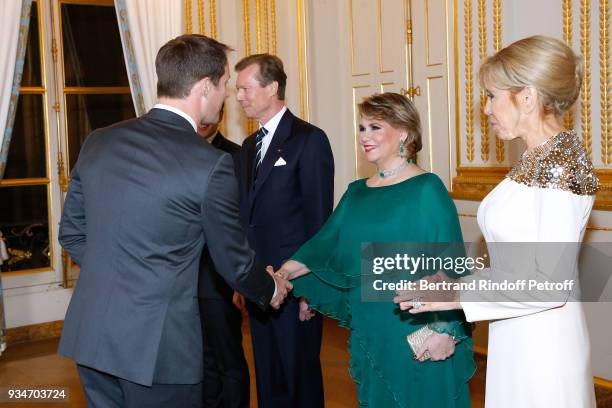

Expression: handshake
xmin=266 ymin=262 xmax=316 ymax=321
xmin=267 ymin=265 xmax=293 ymax=309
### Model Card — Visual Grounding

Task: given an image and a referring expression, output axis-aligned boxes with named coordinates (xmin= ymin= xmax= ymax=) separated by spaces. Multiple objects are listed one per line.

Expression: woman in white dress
xmin=397 ymin=35 xmax=599 ymax=408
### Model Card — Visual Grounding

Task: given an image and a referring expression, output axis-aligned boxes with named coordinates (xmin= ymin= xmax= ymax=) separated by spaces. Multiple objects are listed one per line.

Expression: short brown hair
xmin=479 ymin=35 xmax=583 ymax=116
xmin=156 ymin=34 xmax=232 ymax=99
xmin=235 ymin=54 xmax=287 ymax=100
xmin=358 ymin=93 xmax=422 ymax=161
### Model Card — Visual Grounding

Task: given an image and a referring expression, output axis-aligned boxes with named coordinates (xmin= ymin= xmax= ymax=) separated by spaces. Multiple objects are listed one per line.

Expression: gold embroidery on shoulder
xmin=507 ymin=131 xmax=600 ymax=195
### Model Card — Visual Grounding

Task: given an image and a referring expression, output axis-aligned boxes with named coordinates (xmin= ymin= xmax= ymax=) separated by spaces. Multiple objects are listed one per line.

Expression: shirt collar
xmin=153 ymin=103 xmax=197 ymax=131
xmin=259 ymin=106 xmax=287 ymax=136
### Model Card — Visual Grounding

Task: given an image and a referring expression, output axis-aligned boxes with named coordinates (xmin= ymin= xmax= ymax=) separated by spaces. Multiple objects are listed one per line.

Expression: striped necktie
xmin=254 ymin=127 xmax=268 ymax=179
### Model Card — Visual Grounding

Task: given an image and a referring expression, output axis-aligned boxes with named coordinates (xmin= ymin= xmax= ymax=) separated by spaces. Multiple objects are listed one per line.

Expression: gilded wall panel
xmin=451 ymin=0 xmax=612 ymax=210
xmin=185 ymin=0 xmax=218 ymax=38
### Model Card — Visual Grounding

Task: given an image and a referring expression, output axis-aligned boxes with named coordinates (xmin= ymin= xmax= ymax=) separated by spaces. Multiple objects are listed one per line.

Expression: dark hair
xmin=358 ymin=92 xmax=423 ymax=161
xmin=156 ymin=34 xmax=232 ymax=99
xmin=235 ymin=54 xmax=287 ymax=100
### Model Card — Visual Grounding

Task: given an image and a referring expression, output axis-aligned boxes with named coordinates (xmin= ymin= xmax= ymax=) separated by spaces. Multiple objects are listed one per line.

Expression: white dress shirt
xmin=153 ymin=103 xmax=197 ymax=131
xmin=258 ymin=106 xmax=287 ymax=162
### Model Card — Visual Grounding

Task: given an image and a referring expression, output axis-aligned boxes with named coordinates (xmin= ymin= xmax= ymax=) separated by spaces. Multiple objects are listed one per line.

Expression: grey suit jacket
xmin=198 ymin=132 xmax=241 ymax=300
xmin=58 ymin=108 xmax=274 ymax=386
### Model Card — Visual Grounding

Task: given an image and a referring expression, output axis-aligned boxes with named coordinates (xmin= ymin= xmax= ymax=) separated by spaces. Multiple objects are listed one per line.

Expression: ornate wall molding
xmin=185 ymin=0 xmax=192 ymax=33
xmin=563 ymin=0 xmax=574 ymax=131
xmin=602 ymin=0 xmax=612 ymax=165
xmin=209 ymin=0 xmax=217 ymax=38
xmin=464 ymin=0 xmax=475 ymax=162
xmin=296 ymin=0 xmax=309 ymax=120
xmin=478 ymin=0 xmax=489 ymax=162
xmin=451 ymin=0 xmax=612 ymax=210
xmin=185 ymin=1 xmax=217 ymax=38
xmin=452 ymin=166 xmax=510 ymax=201
xmin=492 ymin=0 xmax=504 ymax=162
xmin=581 ymin=0 xmax=592 ymax=157
xmin=197 ymin=0 xmax=205 ymax=34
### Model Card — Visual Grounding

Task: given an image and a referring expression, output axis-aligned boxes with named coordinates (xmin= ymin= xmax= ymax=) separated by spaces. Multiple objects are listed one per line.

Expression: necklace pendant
xmin=378 ymin=160 xmax=409 ymax=178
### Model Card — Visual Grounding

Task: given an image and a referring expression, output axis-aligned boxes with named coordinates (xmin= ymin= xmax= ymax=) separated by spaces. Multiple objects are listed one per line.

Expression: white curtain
xmin=115 ymin=0 xmax=183 ymax=113
xmin=0 ymin=0 xmax=25 ymax=152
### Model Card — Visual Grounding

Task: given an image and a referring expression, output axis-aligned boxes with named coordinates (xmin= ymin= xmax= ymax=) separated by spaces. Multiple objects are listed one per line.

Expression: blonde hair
xmin=479 ymin=35 xmax=583 ymax=116
xmin=357 ymin=92 xmax=422 ymax=160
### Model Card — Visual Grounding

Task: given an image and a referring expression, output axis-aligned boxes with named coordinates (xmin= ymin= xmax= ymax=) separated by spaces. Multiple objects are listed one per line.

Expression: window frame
xmin=0 ymin=0 xmax=55 ymax=281
xmin=1 ymin=0 xmax=134 ymax=290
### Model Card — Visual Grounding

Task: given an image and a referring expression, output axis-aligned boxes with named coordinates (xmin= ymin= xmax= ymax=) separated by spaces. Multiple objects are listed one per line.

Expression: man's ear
xmin=194 ymin=77 xmax=211 ymax=98
xmin=267 ymin=81 xmax=279 ymax=97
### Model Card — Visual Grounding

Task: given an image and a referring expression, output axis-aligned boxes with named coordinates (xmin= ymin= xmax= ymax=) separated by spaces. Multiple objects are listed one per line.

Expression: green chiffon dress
xmin=292 ymin=173 xmax=475 ymax=408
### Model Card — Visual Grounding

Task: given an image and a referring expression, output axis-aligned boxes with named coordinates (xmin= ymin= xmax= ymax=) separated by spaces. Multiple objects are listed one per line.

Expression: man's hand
xmin=415 ymin=332 xmax=455 ymax=361
xmin=232 ymin=291 xmax=246 ymax=312
xmin=298 ymin=297 xmax=315 ymax=321
xmin=268 ymin=266 xmax=293 ymax=309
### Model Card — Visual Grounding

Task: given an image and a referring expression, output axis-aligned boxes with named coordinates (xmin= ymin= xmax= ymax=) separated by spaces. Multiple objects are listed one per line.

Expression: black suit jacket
xmin=198 ymin=132 xmax=242 ymax=300
xmin=58 ymin=109 xmax=275 ymax=386
xmin=237 ymin=109 xmax=334 ymax=270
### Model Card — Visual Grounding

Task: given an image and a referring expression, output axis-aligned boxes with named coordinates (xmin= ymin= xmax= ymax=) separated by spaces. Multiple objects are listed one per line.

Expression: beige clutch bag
xmin=406 ymin=325 xmax=434 ymax=362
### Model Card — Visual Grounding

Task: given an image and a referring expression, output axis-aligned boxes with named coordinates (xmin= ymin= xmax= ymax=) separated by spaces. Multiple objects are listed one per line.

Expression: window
xmin=0 ymin=0 xmax=135 ymax=287
xmin=59 ymin=1 xmax=135 ymax=170
xmin=1 ymin=2 xmax=51 ymax=274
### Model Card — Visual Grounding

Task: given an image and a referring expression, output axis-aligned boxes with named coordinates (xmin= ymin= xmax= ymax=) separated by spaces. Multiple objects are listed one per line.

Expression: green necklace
xmin=378 ymin=158 xmax=415 ymax=178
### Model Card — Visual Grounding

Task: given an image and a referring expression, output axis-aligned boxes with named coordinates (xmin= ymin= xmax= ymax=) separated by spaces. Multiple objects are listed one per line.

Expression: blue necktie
xmin=254 ymin=127 xmax=268 ymax=179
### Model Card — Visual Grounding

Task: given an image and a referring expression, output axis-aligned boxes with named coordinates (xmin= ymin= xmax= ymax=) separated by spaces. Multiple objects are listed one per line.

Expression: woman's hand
xmin=416 ymin=332 xmax=455 ymax=361
xmin=298 ymin=297 xmax=316 ymax=321
xmin=394 ymin=271 xmax=462 ymax=313
xmin=275 ymin=260 xmax=311 ymax=280
xmin=406 ymin=301 xmax=462 ymax=313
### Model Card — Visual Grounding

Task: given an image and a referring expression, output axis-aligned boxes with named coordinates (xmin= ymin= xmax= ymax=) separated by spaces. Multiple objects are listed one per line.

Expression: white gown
xmin=462 ymin=132 xmax=598 ymax=408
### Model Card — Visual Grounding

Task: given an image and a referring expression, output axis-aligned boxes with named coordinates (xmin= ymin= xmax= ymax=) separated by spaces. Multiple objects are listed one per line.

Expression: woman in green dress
xmin=275 ymin=93 xmax=475 ymax=407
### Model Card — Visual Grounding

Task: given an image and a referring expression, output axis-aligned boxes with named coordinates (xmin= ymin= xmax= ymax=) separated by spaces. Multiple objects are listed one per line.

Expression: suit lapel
xmin=249 ymin=110 xmax=294 ymax=204
xmin=244 ymin=135 xmax=257 ymax=192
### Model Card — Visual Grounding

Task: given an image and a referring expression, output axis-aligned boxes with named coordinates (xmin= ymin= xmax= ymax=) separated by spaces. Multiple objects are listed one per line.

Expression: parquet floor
xmin=1 ymin=317 xmax=609 ymax=407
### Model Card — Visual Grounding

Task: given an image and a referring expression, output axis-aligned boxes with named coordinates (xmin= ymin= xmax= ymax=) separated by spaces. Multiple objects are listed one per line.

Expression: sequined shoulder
xmin=507 ymin=131 xmax=599 ymax=195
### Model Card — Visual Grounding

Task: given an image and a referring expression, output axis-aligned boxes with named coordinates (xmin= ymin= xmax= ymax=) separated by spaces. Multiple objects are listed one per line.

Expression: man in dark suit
xmin=197 ymin=108 xmax=250 ymax=408
xmin=58 ymin=35 xmax=291 ymax=408
xmin=234 ymin=54 xmax=334 ymax=408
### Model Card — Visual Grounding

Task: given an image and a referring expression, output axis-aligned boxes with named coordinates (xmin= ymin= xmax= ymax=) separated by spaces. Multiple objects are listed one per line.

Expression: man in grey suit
xmin=58 ymin=34 xmax=291 ymax=408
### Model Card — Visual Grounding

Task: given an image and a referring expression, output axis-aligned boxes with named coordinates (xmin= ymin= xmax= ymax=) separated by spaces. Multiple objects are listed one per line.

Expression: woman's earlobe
xmin=520 ymin=87 xmax=538 ymax=113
